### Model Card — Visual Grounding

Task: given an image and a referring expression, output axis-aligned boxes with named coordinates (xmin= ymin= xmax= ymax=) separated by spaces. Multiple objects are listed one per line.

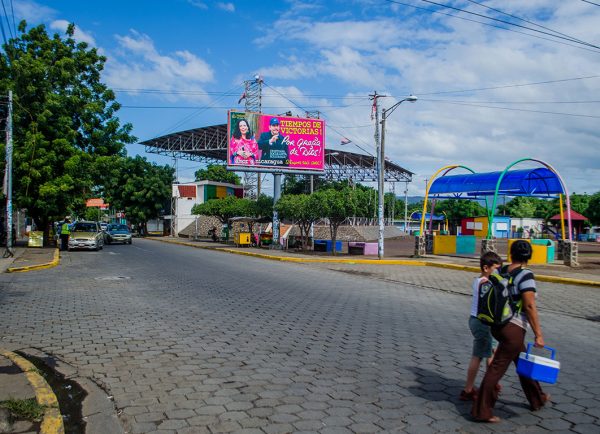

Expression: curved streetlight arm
xmin=381 ymin=95 xmax=418 ymax=120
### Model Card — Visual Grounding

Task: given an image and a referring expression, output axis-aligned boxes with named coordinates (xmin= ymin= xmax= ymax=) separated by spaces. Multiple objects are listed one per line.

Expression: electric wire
xmin=8 ymin=0 xmax=14 ymax=36
xmin=415 ymin=0 xmax=600 ymax=50
xmin=580 ymin=0 xmax=600 ymax=7
xmin=0 ymin=0 xmax=14 ymax=40
xmin=0 ymin=11 xmax=8 ymax=47
xmin=383 ymin=0 xmax=600 ymax=54
xmin=420 ymin=98 xmax=600 ymax=119
xmin=115 ymin=75 xmax=600 ymax=101
xmin=263 ymin=82 xmax=376 ymax=156
xmin=465 ymin=0 xmax=591 ymax=46
xmin=149 ymin=83 xmax=244 ymax=140
xmin=414 ymin=74 xmax=600 ymax=96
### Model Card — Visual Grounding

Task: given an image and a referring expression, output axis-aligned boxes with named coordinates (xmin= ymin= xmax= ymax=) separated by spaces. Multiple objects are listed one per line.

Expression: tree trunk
xmin=330 ymin=221 xmax=340 ymax=256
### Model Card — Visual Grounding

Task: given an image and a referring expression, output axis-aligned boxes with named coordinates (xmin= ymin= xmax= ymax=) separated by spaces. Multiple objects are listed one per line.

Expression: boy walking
xmin=460 ymin=251 xmax=502 ymax=401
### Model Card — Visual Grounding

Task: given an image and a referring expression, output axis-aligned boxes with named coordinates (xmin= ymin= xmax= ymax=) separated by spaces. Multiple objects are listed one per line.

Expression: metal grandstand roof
xmin=141 ymin=124 xmax=413 ymax=183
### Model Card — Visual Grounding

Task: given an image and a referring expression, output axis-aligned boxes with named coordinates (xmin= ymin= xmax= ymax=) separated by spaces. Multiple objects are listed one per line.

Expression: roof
xmin=410 ymin=212 xmax=445 ymax=221
xmin=429 ymin=167 xmax=563 ymax=198
xmin=549 ymin=210 xmax=588 ymax=221
xmin=177 ymin=185 xmax=197 ymax=198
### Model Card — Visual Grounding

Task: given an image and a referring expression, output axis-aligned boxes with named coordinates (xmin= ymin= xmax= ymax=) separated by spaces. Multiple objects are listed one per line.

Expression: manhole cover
xmin=94 ymin=276 xmax=131 ymax=281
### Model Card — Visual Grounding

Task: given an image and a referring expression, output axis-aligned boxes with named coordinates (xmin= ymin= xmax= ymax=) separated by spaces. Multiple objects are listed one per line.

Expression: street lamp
xmin=378 ymin=95 xmax=417 ymax=259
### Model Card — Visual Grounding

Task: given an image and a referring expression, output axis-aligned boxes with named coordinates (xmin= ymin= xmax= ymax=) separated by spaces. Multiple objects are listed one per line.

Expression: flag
xmin=237 ymin=91 xmax=247 ymax=104
xmin=371 ymin=95 xmax=379 ymax=120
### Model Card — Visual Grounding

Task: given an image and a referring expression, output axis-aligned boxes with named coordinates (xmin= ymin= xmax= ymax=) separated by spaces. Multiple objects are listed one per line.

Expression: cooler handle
xmin=525 ymin=343 xmax=556 ymax=360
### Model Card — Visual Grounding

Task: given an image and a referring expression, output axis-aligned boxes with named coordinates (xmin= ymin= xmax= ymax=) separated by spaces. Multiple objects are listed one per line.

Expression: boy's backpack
xmin=476 ymin=270 xmax=522 ymax=326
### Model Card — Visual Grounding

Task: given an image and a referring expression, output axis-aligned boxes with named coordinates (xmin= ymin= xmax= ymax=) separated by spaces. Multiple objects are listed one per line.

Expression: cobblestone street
xmin=1 ymin=239 xmax=598 ymax=433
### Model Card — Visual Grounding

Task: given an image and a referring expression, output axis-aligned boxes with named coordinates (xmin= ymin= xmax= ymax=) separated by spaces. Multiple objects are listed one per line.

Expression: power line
xmin=465 ymin=0 xmax=591 ymax=46
xmin=151 ymin=83 xmax=244 ymax=138
xmin=414 ymin=74 xmax=600 ymax=96
xmin=415 ymin=0 xmax=600 ymax=50
xmin=263 ymin=82 xmax=376 ymax=155
xmin=113 ymin=87 xmax=366 ymax=100
xmin=8 ymin=0 xmax=14 ymax=36
xmin=420 ymin=98 xmax=600 ymax=119
xmin=0 ymin=0 xmax=14 ymax=40
xmin=383 ymin=0 xmax=600 ymax=54
xmin=580 ymin=0 xmax=600 ymax=7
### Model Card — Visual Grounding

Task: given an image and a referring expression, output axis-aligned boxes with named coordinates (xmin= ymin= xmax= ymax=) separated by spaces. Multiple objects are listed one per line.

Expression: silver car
xmin=68 ymin=221 xmax=104 ymax=251
xmin=105 ymin=224 xmax=132 ymax=245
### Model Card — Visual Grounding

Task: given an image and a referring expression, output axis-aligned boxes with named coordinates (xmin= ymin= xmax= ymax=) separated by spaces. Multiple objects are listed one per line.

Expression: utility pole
xmin=4 ymin=91 xmax=14 ymax=257
xmin=370 ymin=91 xmax=384 ymax=259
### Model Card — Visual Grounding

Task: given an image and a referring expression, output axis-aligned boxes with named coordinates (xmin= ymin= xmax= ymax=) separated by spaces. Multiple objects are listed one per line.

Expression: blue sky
xmin=4 ymin=0 xmax=600 ymax=197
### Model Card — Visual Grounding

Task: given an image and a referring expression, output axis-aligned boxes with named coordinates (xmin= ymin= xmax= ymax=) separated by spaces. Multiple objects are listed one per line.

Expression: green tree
xmin=434 ymin=199 xmax=487 ymax=233
xmin=275 ymin=194 xmax=320 ymax=250
xmin=192 ymin=196 xmax=255 ymax=239
xmin=586 ymin=192 xmax=600 ymax=225
xmin=0 ymin=22 xmax=135 ymax=242
xmin=100 ymin=156 xmax=174 ymax=233
xmin=194 ymin=164 xmax=241 ymax=185
xmin=312 ymin=187 xmax=357 ymax=255
xmin=252 ymin=194 xmax=273 ymax=218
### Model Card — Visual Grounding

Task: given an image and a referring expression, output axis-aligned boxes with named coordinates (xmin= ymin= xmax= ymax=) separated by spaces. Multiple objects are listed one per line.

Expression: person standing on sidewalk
xmin=472 ymin=240 xmax=550 ymax=423
xmin=60 ymin=217 xmax=71 ymax=251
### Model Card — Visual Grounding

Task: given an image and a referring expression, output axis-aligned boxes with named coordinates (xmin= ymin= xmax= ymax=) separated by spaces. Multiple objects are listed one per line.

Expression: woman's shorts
xmin=469 ymin=316 xmax=493 ymax=359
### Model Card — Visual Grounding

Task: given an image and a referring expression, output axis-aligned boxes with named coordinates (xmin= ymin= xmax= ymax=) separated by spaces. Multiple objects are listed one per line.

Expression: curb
xmin=0 ymin=349 xmax=64 ymax=434
xmin=148 ymin=237 xmax=600 ymax=287
xmin=6 ymin=249 xmax=60 ymax=273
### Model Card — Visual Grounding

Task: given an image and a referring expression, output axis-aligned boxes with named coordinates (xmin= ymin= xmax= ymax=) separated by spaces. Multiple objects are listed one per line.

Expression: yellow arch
xmin=419 ymin=165 xmax=476 ymax=235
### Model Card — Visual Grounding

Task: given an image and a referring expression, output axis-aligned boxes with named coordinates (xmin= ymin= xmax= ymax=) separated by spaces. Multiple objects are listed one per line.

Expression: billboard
xmin=227 ymin=110 xmax=325 ymax=172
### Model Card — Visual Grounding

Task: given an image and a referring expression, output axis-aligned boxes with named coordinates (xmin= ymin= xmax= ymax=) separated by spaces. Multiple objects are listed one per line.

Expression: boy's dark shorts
xmin=469 ymin=316 xmax=493 ymax=358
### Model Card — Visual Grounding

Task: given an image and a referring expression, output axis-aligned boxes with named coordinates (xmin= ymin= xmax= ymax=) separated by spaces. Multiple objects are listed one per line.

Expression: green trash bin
xmin=531 ymin=239 xmax=555 ymax=264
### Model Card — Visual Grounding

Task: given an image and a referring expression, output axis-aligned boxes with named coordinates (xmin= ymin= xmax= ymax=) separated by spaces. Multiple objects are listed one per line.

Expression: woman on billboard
xmin=230 ymin=119 xmax=258 ymax=165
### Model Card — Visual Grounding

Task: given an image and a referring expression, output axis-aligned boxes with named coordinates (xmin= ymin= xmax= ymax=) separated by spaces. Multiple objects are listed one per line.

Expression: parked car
xmin=105 ymin=224 xmax=132 ymax=245
xmin=68 ymin=221 xmax=104 ymax=251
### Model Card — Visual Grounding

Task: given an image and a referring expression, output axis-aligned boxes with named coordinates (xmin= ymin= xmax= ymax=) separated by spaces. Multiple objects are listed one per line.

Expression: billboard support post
xmin=272 ymin=173 xmax=282 ymax=249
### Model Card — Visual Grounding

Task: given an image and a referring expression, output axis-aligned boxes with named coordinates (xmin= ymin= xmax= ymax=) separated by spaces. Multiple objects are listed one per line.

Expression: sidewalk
xmin=150 ymin=236 xmax=600 ymax=287
xmin=0 ymin=350 xmax=63 ymax=434
xmin=1 ymin=247 xmax=59 ymax=274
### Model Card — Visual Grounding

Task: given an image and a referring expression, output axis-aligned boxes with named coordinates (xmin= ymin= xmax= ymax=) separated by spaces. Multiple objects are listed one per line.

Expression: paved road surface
xmin=1 ymin=239 xmax=599 ymax=433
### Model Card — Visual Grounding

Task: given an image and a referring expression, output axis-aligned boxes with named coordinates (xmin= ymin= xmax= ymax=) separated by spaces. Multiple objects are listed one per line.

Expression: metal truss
xmin=142 ymin=124 xmax=413 ymax=184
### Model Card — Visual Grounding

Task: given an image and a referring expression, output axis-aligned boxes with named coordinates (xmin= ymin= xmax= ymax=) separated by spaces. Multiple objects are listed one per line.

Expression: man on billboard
xmin=257 ymin=117 xmax=289 ymax=166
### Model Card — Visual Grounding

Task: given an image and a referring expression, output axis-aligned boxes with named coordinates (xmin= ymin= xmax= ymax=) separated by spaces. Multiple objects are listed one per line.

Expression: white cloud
xmin=50 ymin=20 xmax=96 ymax=46
xmin=217 ymin=2 xmax=235 ymax=13
xmin=188 ymin=0 xmax=208 ymax=9
xmin=12 ymin=0 xmax=56 ymax=24
xmin=253 ymin=2 xmax=600 ymax=195
xmin=104 ymin=30 xmax=214 ymax=101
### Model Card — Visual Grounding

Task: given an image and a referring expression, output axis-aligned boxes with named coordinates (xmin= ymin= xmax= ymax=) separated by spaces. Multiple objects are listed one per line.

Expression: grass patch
xmin=0 ymin=398 xmax=45 ymax=421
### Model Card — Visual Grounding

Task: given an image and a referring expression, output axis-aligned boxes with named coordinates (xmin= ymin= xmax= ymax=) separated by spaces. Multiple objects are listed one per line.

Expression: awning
xmin=429 ymin=168 xmax=563 ymax=198
xmin=410 ymin=212 xmax=445 ymax=221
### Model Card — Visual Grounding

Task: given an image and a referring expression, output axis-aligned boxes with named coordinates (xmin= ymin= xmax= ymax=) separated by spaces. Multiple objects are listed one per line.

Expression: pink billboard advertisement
xmin=227 ymin=110 xmax=325 ymax=172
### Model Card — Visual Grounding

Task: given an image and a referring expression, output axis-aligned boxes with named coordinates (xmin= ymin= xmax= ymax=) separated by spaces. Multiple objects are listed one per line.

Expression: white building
xmin=172 ymin=181 xmax=243 ymax=235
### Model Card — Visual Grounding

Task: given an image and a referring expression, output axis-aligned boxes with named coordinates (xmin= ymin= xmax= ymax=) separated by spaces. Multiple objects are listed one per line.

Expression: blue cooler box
xmin=517 ymin=344 xmax=560 ymax=384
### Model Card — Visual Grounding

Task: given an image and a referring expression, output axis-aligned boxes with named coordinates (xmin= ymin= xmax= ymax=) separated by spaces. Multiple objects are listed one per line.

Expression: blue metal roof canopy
xmin=429 ymin=167 xmax=563 ymax=198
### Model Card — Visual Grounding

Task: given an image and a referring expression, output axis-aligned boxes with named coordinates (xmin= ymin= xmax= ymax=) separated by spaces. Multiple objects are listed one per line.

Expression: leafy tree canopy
xmin=191 ymin=196 xmax=254 ymax=225
xmin=97 ymin=155 xmax=174 ymax=228
xmin=0 ymin=21 xmax=135 ymax=236
xmin=194 ymin=164 xmax=241 ymax=185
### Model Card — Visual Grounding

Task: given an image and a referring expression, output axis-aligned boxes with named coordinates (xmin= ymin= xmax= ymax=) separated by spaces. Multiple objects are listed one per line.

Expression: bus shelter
xmin=416 ymin=158 xmax=577 ymax=266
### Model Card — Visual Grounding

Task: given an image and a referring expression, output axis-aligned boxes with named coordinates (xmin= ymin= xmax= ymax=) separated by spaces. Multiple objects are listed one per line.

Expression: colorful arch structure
xmin=421 ymin=158 xmax=573 ymax=241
